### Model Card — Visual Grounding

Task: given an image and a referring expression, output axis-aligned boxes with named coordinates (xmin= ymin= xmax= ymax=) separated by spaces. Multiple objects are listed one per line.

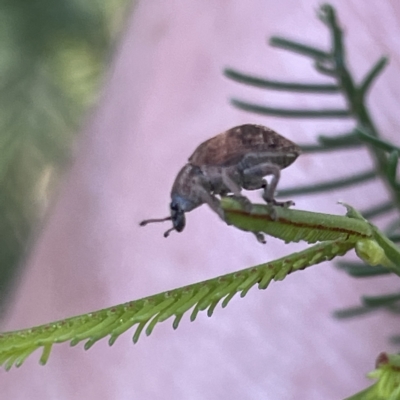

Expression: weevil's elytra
xmin=189 ymin=124 xmax=299 ymax=169
xmin=140 ymin=124 xmax=301 ymax=242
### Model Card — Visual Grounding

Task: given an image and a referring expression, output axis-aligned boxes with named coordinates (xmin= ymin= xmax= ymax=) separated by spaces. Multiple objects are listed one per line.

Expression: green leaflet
xmin=222 ymin=198 xmax=372 ymax=244
xmin=0 ymin=238 xmax=354 ymax=370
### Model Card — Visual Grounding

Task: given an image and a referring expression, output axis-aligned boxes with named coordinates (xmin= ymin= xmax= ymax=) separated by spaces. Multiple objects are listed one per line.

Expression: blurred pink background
xmin=2 ymin=1 xmax=400 ymax=399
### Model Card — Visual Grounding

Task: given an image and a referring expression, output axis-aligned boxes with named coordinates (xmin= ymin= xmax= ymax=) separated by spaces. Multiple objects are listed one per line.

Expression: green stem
xmin=319 ymin=5 xmax=400 ymax=213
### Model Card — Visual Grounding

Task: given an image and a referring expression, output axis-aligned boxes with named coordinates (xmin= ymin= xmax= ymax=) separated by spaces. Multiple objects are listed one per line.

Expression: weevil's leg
xmin=254 ymin=232 xmax=266 ymax=244
xmin=221 ymin=168 xmax=252 ymax=212
xmin=242 ymin=163 xmax=294 ymax=208
xmin=192 ymin=176 xmax=225 ymax=221
xmin=242 ymin=178 xmax=267 ymax=191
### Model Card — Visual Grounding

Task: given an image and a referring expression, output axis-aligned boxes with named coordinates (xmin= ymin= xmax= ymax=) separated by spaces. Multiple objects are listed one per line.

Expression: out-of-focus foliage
xmin=0 ymin=0 xmax=132 ymax=312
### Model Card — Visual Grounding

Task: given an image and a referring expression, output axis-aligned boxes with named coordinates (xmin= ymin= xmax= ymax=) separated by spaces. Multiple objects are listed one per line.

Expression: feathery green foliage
xmin=0 ymin=199 xmax=388 ymax=370
xmin=0 ymin=0 xmax=132 ymax=311
xmin=224 ymin=4 xmax=400 ymax=397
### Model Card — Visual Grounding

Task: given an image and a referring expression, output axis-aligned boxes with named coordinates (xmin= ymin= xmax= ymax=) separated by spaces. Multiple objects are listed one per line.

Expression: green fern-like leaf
xmin=0 ymin=237 xmax=355 ymax=370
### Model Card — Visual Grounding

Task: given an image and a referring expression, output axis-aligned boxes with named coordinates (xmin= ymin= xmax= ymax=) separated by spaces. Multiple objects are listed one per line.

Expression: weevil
xmin=140 ymin=124 xmax=301 ymax=242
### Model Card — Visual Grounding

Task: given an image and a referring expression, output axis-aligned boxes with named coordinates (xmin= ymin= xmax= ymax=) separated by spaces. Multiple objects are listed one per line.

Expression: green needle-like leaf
xmin=299 ymin=143 xmax=358 ymax=153
xmin=278 ymin=170 xmax=377 ymax=197
xmin=333 ymin=305 xmax=379 ymax=319
xmin=317 ymin=131 xmax=361 ymax=147
xmin=299 ymin=130 xmax=363 ymax=153
xmin=386 ymin=151 xmax=399 ymax=185
xmin=362 ymin=293 xmax=400 ymax=307
xmin=224 ymin=68 xmax=340 ymax=93
xmin=336 ymin=261 xmax=391 ymax=277
xmin=359 ymin=57 xmax=389 ymax=96
xmin=230 ymin=99 xmax=350 ymax=118
xmin=361 ymin=201 xmax=394 ymax=219
xmin=269 ymin=37 xmax=330 ymax=60
xmin=356 ymin=127 xmax=400 ymax=153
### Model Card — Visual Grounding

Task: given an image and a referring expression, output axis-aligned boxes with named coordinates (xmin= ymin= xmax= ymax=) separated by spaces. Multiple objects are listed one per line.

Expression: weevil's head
xmin=139 ymin=164 xmax=202 ymax=238
xmin=169 ymin=199 xmax=186 ymax=233
xmin=139 ymin=196 xmax=188 ymax=238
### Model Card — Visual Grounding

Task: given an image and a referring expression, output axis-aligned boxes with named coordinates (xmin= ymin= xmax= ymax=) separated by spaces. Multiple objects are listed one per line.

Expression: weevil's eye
xmin=170 ymin=201 xmax=186 ymax=232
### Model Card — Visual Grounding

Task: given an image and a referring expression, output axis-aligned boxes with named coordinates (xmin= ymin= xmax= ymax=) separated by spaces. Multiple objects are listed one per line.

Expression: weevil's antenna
xmin=163 ymin=227 xmax=175 ymax=237
xmin=139 ymin=216 xmax=172 ymax=226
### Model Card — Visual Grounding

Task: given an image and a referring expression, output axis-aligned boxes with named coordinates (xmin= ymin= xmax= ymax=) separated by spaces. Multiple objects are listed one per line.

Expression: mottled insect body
xmin=140 ymin=124 xmax=301 ymax=241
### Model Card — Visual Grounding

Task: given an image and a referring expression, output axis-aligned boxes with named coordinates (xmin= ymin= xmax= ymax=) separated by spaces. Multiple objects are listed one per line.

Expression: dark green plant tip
xmin=190 ymin=306 xmax=200 ymax=322
xmin=39 ymin=344 xmax=52 ymax=366
xmin=108 ymin=335 xmax=118 ymax=347
xmin=318 ymin=4 xmax=336 ymax=26
xmin=132 ymin=322 xmax=146 ymax=344
xmin=84 ymin=339 xmax=96 ymax=351
xmin=145 ymin=316 xmax=160 ymax=337
xmin=207 ymin=300 xmax=220 ymax=317
xmin=172 ymin=314 xmax=183 ymax=330
xmin=221 ymin=292 xmax=237 ymax=308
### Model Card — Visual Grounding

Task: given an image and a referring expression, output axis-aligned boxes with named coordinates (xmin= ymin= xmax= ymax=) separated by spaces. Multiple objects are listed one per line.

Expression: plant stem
xmin=320 ymin=5 xmax=400 ymax=213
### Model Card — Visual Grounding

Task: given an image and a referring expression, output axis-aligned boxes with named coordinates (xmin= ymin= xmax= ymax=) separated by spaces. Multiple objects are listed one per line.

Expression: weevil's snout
xmin=139 ymin=202 xmax=185 ymax=238
xmin=169 ymin=201 xmax=186 ymax=233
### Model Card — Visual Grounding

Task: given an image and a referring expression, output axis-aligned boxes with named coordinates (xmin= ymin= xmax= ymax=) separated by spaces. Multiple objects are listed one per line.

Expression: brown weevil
xmin=140 ymin=124 xmax=301 ymax=242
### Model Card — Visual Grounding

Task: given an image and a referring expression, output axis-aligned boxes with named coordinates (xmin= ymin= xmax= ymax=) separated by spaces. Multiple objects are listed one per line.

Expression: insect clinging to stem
xmin=140 ymin=124 xmax=301 ymax=242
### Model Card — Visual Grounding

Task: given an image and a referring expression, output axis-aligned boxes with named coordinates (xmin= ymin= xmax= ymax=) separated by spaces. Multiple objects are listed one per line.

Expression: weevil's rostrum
xmin=140 ymin=124 xmax=301 ymax=241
